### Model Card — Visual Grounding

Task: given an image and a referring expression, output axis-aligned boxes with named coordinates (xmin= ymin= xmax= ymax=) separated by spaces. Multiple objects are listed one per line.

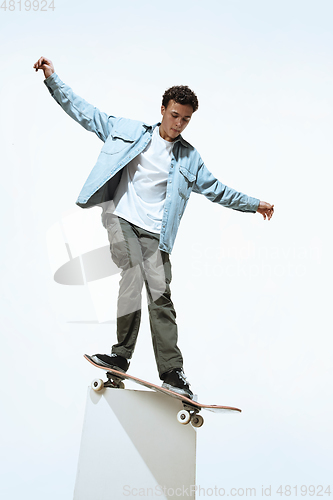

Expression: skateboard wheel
xmin=177 ymin=410 xmax=190 ymax=425
xmin=191 ymin=414 xmax=204 ymax=428
xmin=92 ymin=378 xmax=104 ymax=392
xmin=118 ymin=381 xmax=125 ymax=389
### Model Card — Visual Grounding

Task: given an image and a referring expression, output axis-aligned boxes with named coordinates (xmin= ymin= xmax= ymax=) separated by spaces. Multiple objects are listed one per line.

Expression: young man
xmin=34 ymin=56 xmax=274 ymax=399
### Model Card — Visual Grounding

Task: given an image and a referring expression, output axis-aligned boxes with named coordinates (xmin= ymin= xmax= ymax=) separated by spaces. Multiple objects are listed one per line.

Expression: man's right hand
xmin=33 ymin=56 xmax=55 ymax=79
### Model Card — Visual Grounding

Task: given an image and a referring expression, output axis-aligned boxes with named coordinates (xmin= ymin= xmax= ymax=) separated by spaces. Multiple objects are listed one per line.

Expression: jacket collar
xmin=143 ymin=123 xmax=192 ymax=149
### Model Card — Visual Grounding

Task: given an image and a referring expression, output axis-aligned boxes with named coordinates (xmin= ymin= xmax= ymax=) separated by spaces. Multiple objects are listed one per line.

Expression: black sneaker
xmin=161 ymin=368 xmax=194 ymax=399
xmin=91 ymin=353 xmax=129 ymax=373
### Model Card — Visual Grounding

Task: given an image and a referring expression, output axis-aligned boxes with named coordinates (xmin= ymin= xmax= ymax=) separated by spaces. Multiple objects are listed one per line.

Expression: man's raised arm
xmin=33 ymin=56 xmax=116 ymax=142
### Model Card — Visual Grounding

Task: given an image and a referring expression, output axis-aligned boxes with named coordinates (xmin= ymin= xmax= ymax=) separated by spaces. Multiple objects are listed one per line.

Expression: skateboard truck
xmin=177 ymin=404 xmax=204 ymax=428
xmin=92 ymin=371 xmax=125 ymax=391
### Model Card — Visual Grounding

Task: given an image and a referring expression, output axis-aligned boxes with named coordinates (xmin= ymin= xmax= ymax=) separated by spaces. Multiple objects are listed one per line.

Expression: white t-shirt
xmin=109 ymin=126 xmax=174 ymax=233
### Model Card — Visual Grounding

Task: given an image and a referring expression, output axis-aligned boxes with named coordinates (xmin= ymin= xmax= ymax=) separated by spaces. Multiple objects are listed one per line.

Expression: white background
xmin=0 ymin=0 xmax=332 ymax=498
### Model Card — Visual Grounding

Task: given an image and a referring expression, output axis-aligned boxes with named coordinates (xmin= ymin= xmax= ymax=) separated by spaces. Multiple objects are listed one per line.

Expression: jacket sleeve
xmin=193 ymin=161 xmax=260 ymax=213
xmin=43 ymin=73 xmax=116 ymax=142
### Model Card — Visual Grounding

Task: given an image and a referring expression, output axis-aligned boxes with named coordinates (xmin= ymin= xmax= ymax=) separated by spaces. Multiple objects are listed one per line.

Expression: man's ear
xmin=161 ymin=105 xmax=165 ymax=116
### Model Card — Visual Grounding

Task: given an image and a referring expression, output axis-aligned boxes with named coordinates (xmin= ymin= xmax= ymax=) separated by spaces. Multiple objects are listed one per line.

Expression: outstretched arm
xmin=33 ymin=56 xmax=116 ymax=142
xmin=193 ymin=161 xmax=260 ymax=213
xmin=193 ymin=162 xmax=274 ymax=219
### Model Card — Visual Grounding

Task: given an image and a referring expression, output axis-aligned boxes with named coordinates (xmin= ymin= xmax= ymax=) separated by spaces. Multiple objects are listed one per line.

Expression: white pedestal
xmin=74 ymin=388 xmax=197 ymax=500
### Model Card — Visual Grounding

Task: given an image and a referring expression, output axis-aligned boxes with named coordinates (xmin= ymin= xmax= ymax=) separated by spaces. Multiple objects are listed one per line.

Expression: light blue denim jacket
xmin=44 ymin=73 xmax=260 ymax=254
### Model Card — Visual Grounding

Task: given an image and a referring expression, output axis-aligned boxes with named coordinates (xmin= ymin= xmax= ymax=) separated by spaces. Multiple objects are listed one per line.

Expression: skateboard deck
xmin=84 ymin=354 xmax=241 ymax=427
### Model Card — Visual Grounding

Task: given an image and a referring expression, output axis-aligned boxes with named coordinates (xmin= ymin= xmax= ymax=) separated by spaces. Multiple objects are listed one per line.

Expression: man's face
xmin=159 ymin=100 xmax=193 ymax=142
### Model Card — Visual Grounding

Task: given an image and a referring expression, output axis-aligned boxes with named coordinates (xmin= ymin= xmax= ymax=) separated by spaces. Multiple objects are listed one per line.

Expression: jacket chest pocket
xmin=178 ymin=166 xmax=196 ymax=201
xmin=101 ymin=131 xmax=135 ymax=155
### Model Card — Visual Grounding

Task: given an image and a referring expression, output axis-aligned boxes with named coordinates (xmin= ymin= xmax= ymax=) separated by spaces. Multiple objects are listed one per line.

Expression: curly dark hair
xmin=162 ymin=85 xmax=199 ymax=112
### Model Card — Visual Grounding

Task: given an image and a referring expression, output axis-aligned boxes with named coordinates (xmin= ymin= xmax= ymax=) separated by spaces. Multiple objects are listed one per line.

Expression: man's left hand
xmin=257 ymin=201 xmax=274 ymax=220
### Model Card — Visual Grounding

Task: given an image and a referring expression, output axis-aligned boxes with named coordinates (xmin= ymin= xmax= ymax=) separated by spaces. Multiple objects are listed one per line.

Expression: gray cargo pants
xmin=104 ymin=214 xmax=183 ymax=378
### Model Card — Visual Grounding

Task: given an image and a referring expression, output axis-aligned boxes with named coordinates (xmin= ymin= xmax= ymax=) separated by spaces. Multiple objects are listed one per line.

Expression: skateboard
xmin=84 ymin=354 xmax=241 ymax=427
